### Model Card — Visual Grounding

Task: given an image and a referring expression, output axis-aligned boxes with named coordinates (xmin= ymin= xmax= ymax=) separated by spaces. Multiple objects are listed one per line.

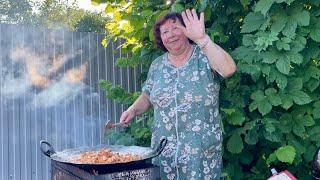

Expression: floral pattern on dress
xmin=142 ymin=45 xmax=222 ymax=180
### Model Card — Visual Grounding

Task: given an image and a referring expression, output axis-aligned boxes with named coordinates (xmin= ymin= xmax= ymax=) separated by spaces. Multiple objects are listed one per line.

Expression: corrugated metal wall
xmin=0 ymin=24 xmax=142 ymax=180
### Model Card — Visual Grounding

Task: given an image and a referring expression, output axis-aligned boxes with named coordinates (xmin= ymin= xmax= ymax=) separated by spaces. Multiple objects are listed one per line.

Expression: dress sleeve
xmin=142 ymin=63 xmax=155 ymax=96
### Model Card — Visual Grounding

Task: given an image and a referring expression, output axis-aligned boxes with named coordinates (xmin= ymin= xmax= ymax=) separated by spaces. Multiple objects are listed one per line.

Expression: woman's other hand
xmin=119 ymin=107 xmax=136 ymax=127
xmin=177 ymin=9 xmax=206 ymax=44
xmin=119 ymin=93 xmax=151 ymax=127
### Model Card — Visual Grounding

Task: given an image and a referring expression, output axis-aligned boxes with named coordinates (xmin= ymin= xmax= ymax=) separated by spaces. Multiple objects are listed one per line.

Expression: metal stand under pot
xmin=51 ymin=160 xmax=160 ymax=180
xmin=40 ymin=138 xmax=167 ymax=180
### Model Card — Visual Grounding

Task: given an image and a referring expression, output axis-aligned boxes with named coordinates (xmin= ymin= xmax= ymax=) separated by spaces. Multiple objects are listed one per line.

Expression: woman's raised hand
xmin=178 ymin=9 xmax=206 ymax=44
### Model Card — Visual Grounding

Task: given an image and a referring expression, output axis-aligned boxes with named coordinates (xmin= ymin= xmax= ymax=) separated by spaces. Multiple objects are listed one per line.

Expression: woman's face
xmin=160 ymin=18 xmax=189 ymax=54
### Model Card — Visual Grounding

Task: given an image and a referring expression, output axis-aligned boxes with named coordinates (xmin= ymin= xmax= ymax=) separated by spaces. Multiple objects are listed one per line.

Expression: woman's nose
xmin=167 ymin=30 xmax=175 ymax=37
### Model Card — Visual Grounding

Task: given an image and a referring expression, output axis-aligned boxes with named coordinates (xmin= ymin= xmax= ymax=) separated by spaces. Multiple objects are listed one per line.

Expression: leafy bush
xmin=97 ymin=0 xmax=320 ymax=179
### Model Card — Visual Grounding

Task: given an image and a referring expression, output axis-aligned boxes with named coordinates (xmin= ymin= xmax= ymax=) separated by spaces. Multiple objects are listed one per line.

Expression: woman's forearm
xmin=128 ymin=92 xmax=151 ymax=116
xmin=197 ymin=35 xmax=237 ymax=77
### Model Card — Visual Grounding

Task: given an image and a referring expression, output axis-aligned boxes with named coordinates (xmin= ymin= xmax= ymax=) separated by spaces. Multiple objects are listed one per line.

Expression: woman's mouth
xmin=170 ymin=39 xmax=179 ymax=43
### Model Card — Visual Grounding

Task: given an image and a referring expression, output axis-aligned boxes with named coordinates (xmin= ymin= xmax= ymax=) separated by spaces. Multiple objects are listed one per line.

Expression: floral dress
xmin=142 ymin=45 xmax=222 ymax=180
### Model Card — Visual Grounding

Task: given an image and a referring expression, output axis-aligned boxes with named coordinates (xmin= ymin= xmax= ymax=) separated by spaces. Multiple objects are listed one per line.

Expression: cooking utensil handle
xmin=155 ymin=137 xmax=168 ymax=156
xmin=112 ymin=122 xmax=124 ymax=127
xmin=40 ymin=140 xmax=56 ymax=157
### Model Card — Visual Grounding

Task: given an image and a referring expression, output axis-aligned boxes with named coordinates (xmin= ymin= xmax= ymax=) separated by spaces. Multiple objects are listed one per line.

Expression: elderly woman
xmin=120 ymin=9 xmax=236 ymax=180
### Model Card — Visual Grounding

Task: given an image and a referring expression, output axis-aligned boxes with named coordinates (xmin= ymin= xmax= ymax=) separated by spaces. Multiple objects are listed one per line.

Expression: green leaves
xmin=276 ymin=58 xmax=290 ymax=74
xmin=271 ymin=11 xmax=288 ymax=34
xmin=273 ymin=68 xmax=288 ymax=90
xmin=249 ymin=90 xmax=271 ymax=115
xmin=282 ymin=19 xmax=297 ymax=38
xmin=290 ymin=91 xmax=312 ymax=105
xmin=309 ymin=126 xmax=320 ymax=144
xmin=262 ymin=49 xmax=279 ymax=64
xmin=263 ymin=118 xmax=277 ymax=133
xmin=254 ymin=32 xmax=279 ymax=52
xmin=276 ymin=37 xmax=291 ymax=51
xmin=267 ymin=66 xmax=279 ymax=82
xmin=287 ymin=110 xmax=315 ymax=137
xmin=310 ymin=22 xmax=320 ymax=42
xmin=241 ymin=12 xmax=266 ymax=33
xmin=254 ymin=0 xmax=275 ymax=16
xmin=232 ymin=46 xmax=258 ymax=63
xmin=313 ymin=101 xmax=320 ymax=119
xmin=306 ymin=66 xmax=320 ymax=80
xmin=141 ymin=10 xmax=153 ymax=17
xmin=281 ymin=8 xmax=310 ymax=38
xmin=280 ymin=93 xmax=293 ymax=109
xmin=117 ymin=57 xmax=140 ymax=67
xmin=209 ymin=23 xmax=229 ymax=43
xmin=237 ymin=63 xmax=260 ymax=76
xmin=105 ymin=4 xmax=114 ymax=13
xmin=171 ymin=2 xmax=184 ymax=12
xmin=267 ymin=146 xmax=296 ymax=165
xmin=290 ymin=35 xmax=306 ymax=53
xmin=276 ymin=146 xmax=296 ymax=164
xmin=265 ymin=88 xmax=282 ymax=106
xmin=227 ymin=111 xmax=246 ymax=125
xmin=245 ymin=127 xmax=259 ymax=145
xmin=195 ymin=0 xmax=208 ymax=12
xmin=287 ymin=52 xmax=303 ymax=64
xmin=292 ymin=10 xmax=310 ymax=27
xmin=249 ymin=82 xmax=311 ymax=115
xmin=99 ymin=80 xmax=137 ymax=104
xmin=286 ymin=78 xmax=302 ymax=91
xmin=227 ymin=133 xmax=244 ymax=154
xmin=250 ymin=89 xmax=282 ymax=115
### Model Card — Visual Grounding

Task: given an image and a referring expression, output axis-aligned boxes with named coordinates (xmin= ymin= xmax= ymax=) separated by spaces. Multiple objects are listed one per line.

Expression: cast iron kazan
xmin=40 ymin=138 xmax=167 ymax=174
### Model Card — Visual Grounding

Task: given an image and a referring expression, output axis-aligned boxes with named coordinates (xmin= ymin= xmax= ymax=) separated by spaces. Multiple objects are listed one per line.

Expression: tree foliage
xmin=0 ymin=0 xmax=35 ymax=24
xmin=97 ymin=0 xmax=320 ymax=179
xmin=0 ymin=0 xmax=108 ymax=33
xmin=36 ymin=0 xmax=108 ymax=32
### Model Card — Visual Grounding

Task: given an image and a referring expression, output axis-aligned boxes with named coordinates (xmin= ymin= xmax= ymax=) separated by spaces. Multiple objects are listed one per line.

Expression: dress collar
xmin=164 ymin=44 xmax=196 ymax=69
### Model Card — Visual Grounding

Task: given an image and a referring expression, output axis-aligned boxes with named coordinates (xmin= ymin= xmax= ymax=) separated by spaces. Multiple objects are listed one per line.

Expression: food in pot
xmin=70 ymin=149 xmax=141 ymax=164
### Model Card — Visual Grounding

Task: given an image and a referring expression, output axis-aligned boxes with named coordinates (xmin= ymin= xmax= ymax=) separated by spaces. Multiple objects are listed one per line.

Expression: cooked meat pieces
xmin=71 ymin=149 xmax=141 ymax=164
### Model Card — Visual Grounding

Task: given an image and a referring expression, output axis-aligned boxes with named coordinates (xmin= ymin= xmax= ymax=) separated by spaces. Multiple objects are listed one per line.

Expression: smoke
xmin=0 ymin=26 xmax=112 ymax=142
xmin=63 ymin=63 xmax=88 ymax=83
xmin=0 ymin=74 xmax=30 ymax=99
xmin=33 ymin=79 xmax=85 ymax=108
xmin=1 ymin=38 xmax=89 ymax=108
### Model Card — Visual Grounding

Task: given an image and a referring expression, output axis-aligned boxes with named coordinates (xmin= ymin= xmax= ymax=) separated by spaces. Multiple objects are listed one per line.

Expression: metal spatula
xmin=105 ymin=120 xmax=124 ymax=129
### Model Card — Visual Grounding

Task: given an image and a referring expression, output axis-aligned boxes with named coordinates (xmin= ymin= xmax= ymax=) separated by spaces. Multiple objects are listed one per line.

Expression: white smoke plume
xmin=1 ymin=45 xmax=89 ymax=108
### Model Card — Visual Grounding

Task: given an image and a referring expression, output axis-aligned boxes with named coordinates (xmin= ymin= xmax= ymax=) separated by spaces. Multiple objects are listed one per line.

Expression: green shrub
xmin=97 ymin=0 xmax=320 ymax=179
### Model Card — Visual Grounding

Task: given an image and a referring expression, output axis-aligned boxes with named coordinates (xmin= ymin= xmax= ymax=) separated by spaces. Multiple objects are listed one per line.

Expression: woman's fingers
xmin=120 ymin=109 xmax=136 ymax=126
xmin=185 ymin=9 xmax=193 ymax=21
xmin=200 ymin=12 xmax=204 ymax=24
xmin=182 ymin=9 xmax=203 ymax=26
xmin=181 ymin=11 xmax=190 ymax=25
xmin=121 ymin=111 xmax=131 ymax=123
xmin=191 ymin=9 xmax=198 ymax=21
xmin=122 ymin=116 xmax=131 ymax=127
xmin=120 ymin=112 xmax=128 ymax=124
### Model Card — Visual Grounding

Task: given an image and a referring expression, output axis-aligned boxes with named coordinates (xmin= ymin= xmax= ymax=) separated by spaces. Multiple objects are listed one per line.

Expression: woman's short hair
xmin=153 ymin=12 xmax=192 ymax=52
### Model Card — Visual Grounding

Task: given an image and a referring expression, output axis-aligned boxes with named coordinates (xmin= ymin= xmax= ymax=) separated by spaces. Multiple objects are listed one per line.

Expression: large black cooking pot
xmin=40 ymin=138 xmax=167 ymax=174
